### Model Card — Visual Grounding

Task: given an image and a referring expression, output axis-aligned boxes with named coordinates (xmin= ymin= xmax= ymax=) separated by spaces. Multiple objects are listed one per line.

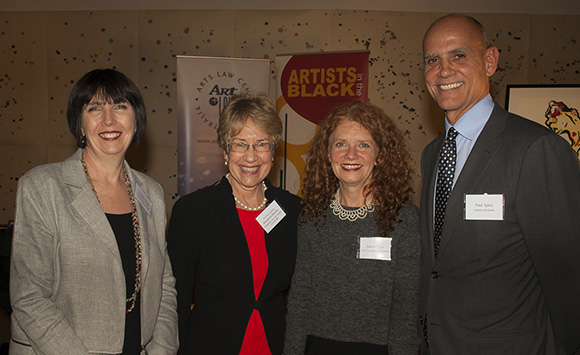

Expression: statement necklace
xmin=82 ymin=155 xmax=142 ymax=314
xmin=330 ymin=189 xmax=375 ymax=222
xmin=227 ymin=173 xmax=268 ymax=211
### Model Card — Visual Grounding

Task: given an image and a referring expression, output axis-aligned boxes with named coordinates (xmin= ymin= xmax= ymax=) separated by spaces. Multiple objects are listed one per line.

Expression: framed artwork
xmin=506 ymin=84 xmax=580 ymax=157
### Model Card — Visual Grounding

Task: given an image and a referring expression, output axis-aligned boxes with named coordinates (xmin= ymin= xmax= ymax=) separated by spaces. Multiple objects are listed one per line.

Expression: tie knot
xmin=447 ymin=127 xmax=459 ymax=141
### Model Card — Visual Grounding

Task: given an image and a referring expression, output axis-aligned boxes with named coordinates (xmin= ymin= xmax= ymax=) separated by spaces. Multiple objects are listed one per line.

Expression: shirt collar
xmin=445 ymin=94 xmax=494 ymax=141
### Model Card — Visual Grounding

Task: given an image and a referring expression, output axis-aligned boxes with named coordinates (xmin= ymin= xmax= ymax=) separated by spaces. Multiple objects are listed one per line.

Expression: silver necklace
xmin=226 ymin=174 xmax=268 ymax=211
xmin=330 ymin=189 xmax=375 ymax=222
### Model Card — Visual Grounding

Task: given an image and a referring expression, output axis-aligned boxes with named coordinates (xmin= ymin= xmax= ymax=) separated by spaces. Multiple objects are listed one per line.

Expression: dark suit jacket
xmin=167 ymin=176 xmax=301 ymax=355
xmin=419 ymin=104 xmax=580 ymax=355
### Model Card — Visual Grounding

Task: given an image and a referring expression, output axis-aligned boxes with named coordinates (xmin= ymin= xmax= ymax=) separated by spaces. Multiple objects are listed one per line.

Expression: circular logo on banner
xmin=194 ymin=73 xmax=249 ymax=130
xmin=281 ymin=52 xmax=367 ymax=124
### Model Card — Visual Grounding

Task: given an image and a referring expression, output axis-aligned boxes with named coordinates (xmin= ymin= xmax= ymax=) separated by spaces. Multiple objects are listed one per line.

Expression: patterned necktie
xmin=433 ymin=127 xmax=458 ymax=257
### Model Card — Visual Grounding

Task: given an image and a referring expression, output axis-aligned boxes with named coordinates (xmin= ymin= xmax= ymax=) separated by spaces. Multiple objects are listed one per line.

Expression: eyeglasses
xmin=227 ymin=141 xmax=273 ymax=152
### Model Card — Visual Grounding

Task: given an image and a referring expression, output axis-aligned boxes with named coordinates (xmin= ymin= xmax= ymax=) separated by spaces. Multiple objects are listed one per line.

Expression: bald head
xmin=423 ymin=14 xmax=489 ymax=54
xmin=421 ymin=13 xmax=499 ymax=124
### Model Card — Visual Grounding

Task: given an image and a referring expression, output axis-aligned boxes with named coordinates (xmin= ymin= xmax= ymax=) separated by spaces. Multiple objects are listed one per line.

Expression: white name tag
xmin=256 ymin=200 xmax=286 ymax=233
xmin=134 ymin=183 xmax=152 ymax=217
xmin=464 ymin=193 xmax=504 ymax=221
xmin=358 ymin=237 xmax=391 ymax=261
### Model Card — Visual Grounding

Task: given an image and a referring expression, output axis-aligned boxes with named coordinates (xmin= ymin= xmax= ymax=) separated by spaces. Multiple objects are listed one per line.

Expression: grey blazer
xmin=419 ymin=104 xmax=580 ymax=355
xmin=10 ymin=149 xmax=179 ymax=355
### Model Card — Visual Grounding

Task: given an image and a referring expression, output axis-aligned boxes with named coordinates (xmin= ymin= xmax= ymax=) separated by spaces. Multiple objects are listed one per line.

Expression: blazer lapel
xmin=125 ymin=166 xmax=151 ymax=284
xmin=219 ymin=177 xmax=259 ymax=296
xmin=64 ymin=150 xmax=122 ymax=263
xmin=435 ymin=104 xmax=508 ymax=261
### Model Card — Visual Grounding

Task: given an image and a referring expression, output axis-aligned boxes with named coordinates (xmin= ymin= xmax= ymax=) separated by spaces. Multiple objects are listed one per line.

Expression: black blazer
xmin=419 ymin=104 xmax=580 ymax=355
xmin=167 ymin=176 xmax=302 ymax=355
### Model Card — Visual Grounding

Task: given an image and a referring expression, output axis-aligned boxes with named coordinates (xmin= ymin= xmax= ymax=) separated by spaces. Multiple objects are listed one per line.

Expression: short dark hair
xmin=66 ymin=69 xmax=146 ymax=148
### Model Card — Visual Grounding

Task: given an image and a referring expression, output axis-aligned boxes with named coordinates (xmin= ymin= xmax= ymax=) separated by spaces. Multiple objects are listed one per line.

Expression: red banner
xmin=273 ymin=51 xmax=369 ymax=194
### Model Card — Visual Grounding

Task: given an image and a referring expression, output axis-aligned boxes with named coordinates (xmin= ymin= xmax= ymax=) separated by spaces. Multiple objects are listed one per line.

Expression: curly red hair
xmin=301 ymin=100 xmax=413 ymax=236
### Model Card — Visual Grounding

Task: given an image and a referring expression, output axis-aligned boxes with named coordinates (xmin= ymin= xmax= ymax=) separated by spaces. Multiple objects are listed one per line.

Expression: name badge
xmin=134 ymin=183 xmax=152 ymax=217
xmin=358 ymin=237 xmax=391 ymax=261
xmin=464 ymin=193 xmax=504 ymax=221
xmin=256 ymin=200 xmax=286 ymax=233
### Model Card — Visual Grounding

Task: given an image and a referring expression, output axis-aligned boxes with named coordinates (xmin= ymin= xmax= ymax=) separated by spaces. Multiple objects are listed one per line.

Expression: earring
xmin=80 ymin=135 xmax=86 ymax=147
xmin=225 ymin=159 xmax=228 ymax=166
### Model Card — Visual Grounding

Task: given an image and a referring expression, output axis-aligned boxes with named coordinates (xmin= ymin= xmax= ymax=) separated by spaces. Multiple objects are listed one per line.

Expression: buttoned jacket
xmin=420 ymin=104 xmax=580 ymax=355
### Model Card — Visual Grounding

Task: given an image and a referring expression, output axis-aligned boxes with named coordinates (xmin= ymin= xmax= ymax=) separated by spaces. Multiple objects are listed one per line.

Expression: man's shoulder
xmin=497 ymin=111 xmax=567 ymax=152
xmin=503 ymin=111 xmax=553 ymax=137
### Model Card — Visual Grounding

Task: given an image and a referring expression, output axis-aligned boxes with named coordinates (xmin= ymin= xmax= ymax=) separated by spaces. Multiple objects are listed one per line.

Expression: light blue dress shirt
xmin=432 ymin=95 xmax=495 ymax=227
xmin=445 ymin=94 xmax=495 ymax=187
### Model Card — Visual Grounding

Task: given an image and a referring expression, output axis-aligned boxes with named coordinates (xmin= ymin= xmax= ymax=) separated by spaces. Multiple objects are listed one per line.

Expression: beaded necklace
xmin=81 ymin=155 xmax=142 ymax=313
xmin=330 ymin=189 xmax=375 ymax=222
xmin=226 ymin=173 xmax=268 ymax=211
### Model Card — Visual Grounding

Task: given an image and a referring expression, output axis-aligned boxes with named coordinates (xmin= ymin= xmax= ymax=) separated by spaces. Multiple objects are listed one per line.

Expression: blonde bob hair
xmin=217 ymin=93 xmax=282 ymax=151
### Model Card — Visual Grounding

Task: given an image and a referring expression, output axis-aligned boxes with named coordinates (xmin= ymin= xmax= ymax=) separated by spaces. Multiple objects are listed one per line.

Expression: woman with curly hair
xmin=283 ymin=100 xmax=420 ymax=355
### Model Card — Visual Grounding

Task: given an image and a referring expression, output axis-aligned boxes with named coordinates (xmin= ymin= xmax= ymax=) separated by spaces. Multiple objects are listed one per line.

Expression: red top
xmin=237 ymin=209 xmax=271 ymax=355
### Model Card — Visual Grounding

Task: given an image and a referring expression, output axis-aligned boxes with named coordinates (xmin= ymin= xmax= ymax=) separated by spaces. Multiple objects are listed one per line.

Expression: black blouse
xmin=106 ymin=213 xmax=141 ymax=355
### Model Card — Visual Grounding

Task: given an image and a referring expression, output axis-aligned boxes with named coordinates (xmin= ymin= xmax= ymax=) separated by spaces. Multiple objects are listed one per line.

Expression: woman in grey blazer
xmin=10 ymin=69 xmax=178 ymax=355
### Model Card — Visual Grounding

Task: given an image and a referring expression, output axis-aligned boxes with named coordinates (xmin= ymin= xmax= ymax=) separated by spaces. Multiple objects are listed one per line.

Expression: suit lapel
xmin=64 ymin=150 xmax=122 ymax=263
xmin=435 ymin=104 xmax=509 ymax=261
xmin=422 ymin=134 xmax=445 ymax=265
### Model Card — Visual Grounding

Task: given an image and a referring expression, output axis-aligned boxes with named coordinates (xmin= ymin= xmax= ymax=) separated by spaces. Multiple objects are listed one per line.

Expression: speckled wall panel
xmin=330 ymin=11 xmax=437 ymax=201
xmin=528 ymin=14 xmax=580 ymax=84
xmin=234 ymin=10 xmax=333 ymax=99
xmin=136 ymin=10 xmax=237 ymax=202
xmin=138 ymin=10 xmax=236 ymax=146
xmin=46 ymin=11 xmax=140 ymax=150
xmin=1 ymin=12 xmax=49 ymax=223
xmin=331 ymin=11 xmax=435 ymax=143
xmin=0 ymin=12 xmax=48 ymax=147
xmin=1 ymin=10 xmax=579 ymax=224
xmin=474 ymin=13 xmax=530 ymax=106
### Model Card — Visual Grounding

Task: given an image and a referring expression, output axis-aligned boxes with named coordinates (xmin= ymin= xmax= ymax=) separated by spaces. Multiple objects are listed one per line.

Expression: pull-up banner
xmin=274 ymin=51 xmax=369 ymax=194
xmin=176 ymin=56 xmax=270 ymax=196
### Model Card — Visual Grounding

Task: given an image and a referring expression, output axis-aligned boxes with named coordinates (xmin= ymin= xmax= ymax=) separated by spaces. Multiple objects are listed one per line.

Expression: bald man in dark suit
xmin=419 ymin=13 xmax=580 ymax=355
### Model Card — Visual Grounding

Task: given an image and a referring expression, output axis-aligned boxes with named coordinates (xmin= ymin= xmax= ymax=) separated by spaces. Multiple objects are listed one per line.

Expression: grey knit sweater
xmin=283 ymin=203 xmax=421 ymax=355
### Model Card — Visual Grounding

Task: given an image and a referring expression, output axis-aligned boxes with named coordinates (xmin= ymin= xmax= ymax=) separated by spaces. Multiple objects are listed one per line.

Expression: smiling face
xmin=328 ymin=120 xmax=378 ymax=193
xmin=81 ymin=96 xmax=136 ymax=160
xmin=423 ymin=15 xmax=499 ymax=124
xmin=226 ymin=117 xmax=273 ymax=193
